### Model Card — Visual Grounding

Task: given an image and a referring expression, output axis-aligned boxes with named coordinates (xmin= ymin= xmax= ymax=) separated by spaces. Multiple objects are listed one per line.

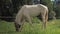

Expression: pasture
xmin=0 ymin=18 xmax=60 ymax=34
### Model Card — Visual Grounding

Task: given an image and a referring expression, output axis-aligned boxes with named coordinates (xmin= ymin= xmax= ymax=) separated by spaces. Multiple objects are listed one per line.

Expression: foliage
xmin=54 ymin=5 xmax=60 ymax=18
xmin=40 ymin=0 xmax=56 ymax=19
xmin=0 ymin=0 xmax=13 ymax=16
xmin=0 ymin=0 xmax=57 ymax=21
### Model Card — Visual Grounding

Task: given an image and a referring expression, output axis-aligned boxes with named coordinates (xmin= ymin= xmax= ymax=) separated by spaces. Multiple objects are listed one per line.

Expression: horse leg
xmin=41 ymin=14 xmax=46 ymax=29
xmin=19 ymin=19 xmax=25 ymax=32
xmin=25 ymin=14 xmax=33 ymax=26
xmin=45 ymin=11 xmax=48 ymax=25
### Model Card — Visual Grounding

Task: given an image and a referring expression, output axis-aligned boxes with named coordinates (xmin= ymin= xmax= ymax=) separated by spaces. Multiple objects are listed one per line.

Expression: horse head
xmin=14 ymin=20 xmax=21 ymax=31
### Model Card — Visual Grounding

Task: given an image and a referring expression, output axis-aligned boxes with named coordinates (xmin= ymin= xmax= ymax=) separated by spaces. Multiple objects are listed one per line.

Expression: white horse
xmin=14 ymin=4 xmax=48 ymax=31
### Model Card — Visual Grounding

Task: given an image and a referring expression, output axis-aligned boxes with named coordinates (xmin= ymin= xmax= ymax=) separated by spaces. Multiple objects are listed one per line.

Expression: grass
xmin=0 ymin=19 xmax=60 ymax=34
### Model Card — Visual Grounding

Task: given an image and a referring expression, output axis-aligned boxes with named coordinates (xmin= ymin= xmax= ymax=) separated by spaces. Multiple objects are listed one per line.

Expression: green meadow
xmin=0 ymin=19 xmax=60 ymax=34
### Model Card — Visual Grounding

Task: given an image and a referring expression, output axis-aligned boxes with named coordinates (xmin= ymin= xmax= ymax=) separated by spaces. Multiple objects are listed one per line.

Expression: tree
xmin=40 ymin=0 xmax=56 ymax=19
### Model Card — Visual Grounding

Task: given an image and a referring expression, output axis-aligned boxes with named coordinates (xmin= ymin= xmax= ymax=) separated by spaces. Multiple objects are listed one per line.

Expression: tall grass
xmin=0 ymin=19 xmax=60 ymax=34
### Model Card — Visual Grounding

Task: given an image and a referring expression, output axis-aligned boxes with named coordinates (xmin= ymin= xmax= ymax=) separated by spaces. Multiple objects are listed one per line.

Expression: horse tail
xmin=45 ymin=8 xmax=48 ymax=22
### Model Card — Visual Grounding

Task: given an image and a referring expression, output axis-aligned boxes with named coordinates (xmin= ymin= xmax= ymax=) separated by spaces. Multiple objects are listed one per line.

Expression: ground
xmin=0 ymin=18 xmax=60 ymax=34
